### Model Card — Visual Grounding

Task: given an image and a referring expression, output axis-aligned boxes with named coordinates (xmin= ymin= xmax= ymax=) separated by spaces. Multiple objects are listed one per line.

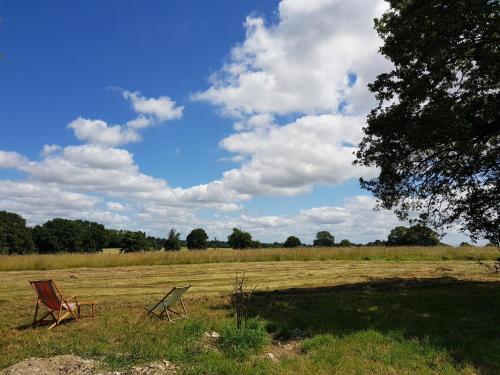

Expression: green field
xmin=1 ymin=248 xmax=499 ymax=374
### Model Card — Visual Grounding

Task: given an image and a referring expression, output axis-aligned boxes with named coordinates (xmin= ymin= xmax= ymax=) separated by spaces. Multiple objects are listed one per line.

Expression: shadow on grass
xmin=247 ymin=277 xmax=500 ymax=374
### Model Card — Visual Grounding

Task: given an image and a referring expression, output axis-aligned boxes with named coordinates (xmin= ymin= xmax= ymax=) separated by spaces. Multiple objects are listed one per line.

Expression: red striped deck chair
xmin=144 ymin=285 xmax=191 ymax=322
xmin=30 ymin=279 xmax=79 ymax=330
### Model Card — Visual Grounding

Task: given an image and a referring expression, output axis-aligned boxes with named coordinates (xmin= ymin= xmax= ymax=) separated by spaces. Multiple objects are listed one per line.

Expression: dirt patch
xmin=0 ymin=355 xmax=99 ymax=375
xmin=0 ymin=356 xmax=179 ymax=375
xmin=263 ymin=339 xmax=303 ymax=362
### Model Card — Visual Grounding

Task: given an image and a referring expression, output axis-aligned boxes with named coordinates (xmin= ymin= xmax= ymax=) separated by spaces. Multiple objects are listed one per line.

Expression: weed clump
xmin=218 ymin=318 xmax=268 ymax=358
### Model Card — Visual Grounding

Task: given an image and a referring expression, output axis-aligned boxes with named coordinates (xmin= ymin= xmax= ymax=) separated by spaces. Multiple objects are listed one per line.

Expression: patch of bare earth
xmin=0 ymin=356 xmax=179 ymax=375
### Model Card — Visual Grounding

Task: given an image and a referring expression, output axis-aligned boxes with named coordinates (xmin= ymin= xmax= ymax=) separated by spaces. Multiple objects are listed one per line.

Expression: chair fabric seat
xmin=63 ymin=302 xmax=77 ymax=310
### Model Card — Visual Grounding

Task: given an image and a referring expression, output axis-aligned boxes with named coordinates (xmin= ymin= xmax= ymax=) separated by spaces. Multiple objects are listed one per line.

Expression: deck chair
xmin=29 ymin=279 xmax=79 ymax=330
xmin=144 ymin=285 xmax=191 ymax=321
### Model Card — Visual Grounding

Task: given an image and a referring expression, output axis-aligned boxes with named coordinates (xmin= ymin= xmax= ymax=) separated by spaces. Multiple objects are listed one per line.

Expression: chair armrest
xmin=65 ymin=295 xmax=78 ymax=302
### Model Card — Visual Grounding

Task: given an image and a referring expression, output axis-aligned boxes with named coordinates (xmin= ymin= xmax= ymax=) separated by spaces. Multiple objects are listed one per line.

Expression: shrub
xmin=219 ymin=318 xmax=268 ymax=358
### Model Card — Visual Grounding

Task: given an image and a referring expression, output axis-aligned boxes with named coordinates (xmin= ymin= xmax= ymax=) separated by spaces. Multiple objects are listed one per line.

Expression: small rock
xmin=204 ymin=331 xmax=220 ymax=338
xmin=266 ymin=352 xmax=278 ymax=362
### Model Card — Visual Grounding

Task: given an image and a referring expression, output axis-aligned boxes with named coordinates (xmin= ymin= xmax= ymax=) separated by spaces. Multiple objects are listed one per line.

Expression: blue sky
xmin=0 ymin=0 xmax=475 ymax=244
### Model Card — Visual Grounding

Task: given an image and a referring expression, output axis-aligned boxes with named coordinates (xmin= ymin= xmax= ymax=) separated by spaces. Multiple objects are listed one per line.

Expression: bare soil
xmin=0 ymin=355 xmax=179 ymax=375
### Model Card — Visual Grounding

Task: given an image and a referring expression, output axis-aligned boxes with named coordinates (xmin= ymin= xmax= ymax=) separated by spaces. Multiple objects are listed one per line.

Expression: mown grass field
xmin=1 ymin=247 xmax=499 ymax=374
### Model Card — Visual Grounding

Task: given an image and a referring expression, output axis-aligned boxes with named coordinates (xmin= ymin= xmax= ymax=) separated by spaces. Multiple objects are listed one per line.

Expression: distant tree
xmin=460 ymin=242 xmax=474 ymax=248
xmin=147 ymin=236 xmax=163 ymax=250
xmin=186 ymin=228 xmax=208 ymax=250
xmin=33 ymin=219 xmax=83 ymax=253
xmin=252 ymin=240 xmax=262 ymax=248
xmin=120 ymin=231 xmax=148 ymax=252
xmin=106 ymin=229 xmax=126 ymax=248
xmin=77 ymin=220 xmax=108 ymax=252
xmin=387 ymin=226 xmax=409 ymax=246
xmin=0 ymin=211 xmax=34 ymax=254
xmin=227 ymin=228 xmax=253 ymax=249
xmin=366 ymin=240 xmax=387 ymax=247
xmin=339 ymin=239 xmax=352 ymax=247
xmin=355 ymin=0 xmax=500 ymax=244
xmin=284 ymin=236 xmax=301 ymax=248
xmin=164 ymin=228 xmax=181 ymax=251
xmin=313 ymin=231 xmax=335 ymax=247
xmin=387 ymin=224 xmax=440 ymax=246
xmin=32 ymin=218 xmax=109 ymax=253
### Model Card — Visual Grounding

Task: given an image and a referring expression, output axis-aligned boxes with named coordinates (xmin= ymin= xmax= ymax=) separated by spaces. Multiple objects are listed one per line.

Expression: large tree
xmin=0 ymin=211 xmax=34 ymax=254
xmin=227 ymin=228 xmax=253 ymax=249
xmin=387 ymin=225 xmax=440 ymax=246
xmin=120 ymin=231 xmax=149 ymax=253
xmin=356 ymin=0 xmax=500 ymax=244
xmin=186 ymin=228 xmax=208 ymax=250
xmin=164 ymin=228 xmax=181 ymax=251
xmin=284 ymin=235 xmax=302 ymax=248
xmin=313 ymin=231 xmax=335 ymax=247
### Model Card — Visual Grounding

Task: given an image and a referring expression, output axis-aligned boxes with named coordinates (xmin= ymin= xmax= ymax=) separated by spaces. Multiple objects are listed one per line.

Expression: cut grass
xmin=0 ymin=246 xmax=499 ymax=271
xmin=1 ymin=258 xmax=499 ymax=374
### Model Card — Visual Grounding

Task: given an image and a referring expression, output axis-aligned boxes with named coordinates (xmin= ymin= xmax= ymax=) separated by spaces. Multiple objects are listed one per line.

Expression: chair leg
xmin=165 ymin=309 xmax=172 ymax=322
xmin=180 ymin=299 xmax=188 ymax=318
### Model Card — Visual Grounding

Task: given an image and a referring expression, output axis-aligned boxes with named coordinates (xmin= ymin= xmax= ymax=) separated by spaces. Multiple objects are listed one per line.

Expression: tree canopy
xmin=186 ymin=228 xmax=208 ymax=250
xmin=339 ymin=239 xmax=352 ymax=247
xmin=164 ymin=228 xmax=181 ymax=251
xmin=313 ymin=231 xmax=335 ymax=247
xmin=284 ymin=235 xmax=302 ymax=248
xmin=387 ymin=225 xmax=440 ymax=246
xmin=120 ymin=231 xmax=149 ymax=253
xmin=33 ymin=219 xmax=107 ymax=253
xmin=0 ymin=211 xmax=34 ymax=254
xmin=227 ymin=228 xmax=253 ymax=249
xmin=356 ymin=0 xmax=500 ymax=244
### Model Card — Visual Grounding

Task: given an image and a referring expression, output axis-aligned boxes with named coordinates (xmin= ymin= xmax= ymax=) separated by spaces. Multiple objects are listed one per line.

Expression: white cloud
xmin=40 ymin=144 xmax=62 ymax=157
xmin=123 ymin=90 xmax=184 ymax=124
xmin=190 ymin=0 xmax=389 ymax=197
xmin=68 ymin=117 xmax=141 ymax=147
xmin=193 ymin=0 xmax=389 ymax=116
xmin=68 ymin=91 xmax=183 ymax=147
xmin=218 ymin=114 xmax=376 ymax=195
xmin=106 ymin=201 xmax=126 ymax=212
xmin=0 ymin=151 xmax=28 ymax=169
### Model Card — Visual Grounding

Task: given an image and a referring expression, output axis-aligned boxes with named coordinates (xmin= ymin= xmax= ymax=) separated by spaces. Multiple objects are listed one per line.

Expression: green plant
xmin=218 ymin=318 xmax=268 ymax=358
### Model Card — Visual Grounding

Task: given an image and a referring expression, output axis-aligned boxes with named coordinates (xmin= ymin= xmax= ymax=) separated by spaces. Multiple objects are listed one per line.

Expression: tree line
xmin=0 ymin=210 xmax=476 ymax=255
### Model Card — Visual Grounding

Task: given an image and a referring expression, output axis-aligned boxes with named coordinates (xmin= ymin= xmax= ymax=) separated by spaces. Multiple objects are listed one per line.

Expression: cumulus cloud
xmin=123 ymin=90 xmax=184 ymax=124
xmin=190 ymin=0 xmax=390 ymax=197
xmin=219 ymin=114 xmax=377 ymax=195
xmin=68 ymin=118 xmax=141 ymax=147
xmin=0 ymin=151 xmax=28 ymax=169
xmin=40 ymin=144 xmax=62 ymax=157
xmin=68 ymin=91 xmax=183 ymax=147
xmin=106 ymin=201 xmax=127 ymax=212
xmin=193 ymin=0 xmax=389 ymax=116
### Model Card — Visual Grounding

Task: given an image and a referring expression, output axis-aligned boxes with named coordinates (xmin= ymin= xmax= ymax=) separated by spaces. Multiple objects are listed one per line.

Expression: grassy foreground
xmin=1 ymin=256 xmax=499 ymax=374
xmin=0 ymin=246 xmax=498 ymax=271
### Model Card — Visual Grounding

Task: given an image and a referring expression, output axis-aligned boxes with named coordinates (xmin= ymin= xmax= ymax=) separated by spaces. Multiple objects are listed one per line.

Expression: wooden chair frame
xmin=30 ymin=279 xmax=80 ymax=330
xmin=144 ymin=285 xmax=191 ymax=322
